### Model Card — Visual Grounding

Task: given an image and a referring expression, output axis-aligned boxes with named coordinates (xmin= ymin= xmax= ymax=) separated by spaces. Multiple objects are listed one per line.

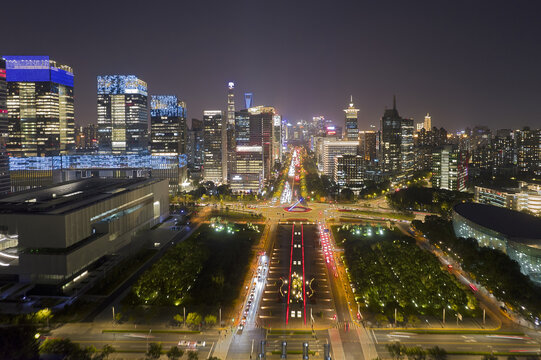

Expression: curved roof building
xmin=452 ymin=202 xmax=541 ymax=283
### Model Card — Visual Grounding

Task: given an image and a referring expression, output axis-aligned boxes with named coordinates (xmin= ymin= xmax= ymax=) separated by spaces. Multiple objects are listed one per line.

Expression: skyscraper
xmin=0 ymin=59 xmax=9 ymax=194
xmin=380 ymin=96 xmax=414 ymax=181
xmin=244 ymin=92 xmax=253 ymax=109
xmin=344 ymin=96 xmax=359 ymax=141
xmin=187 ymin=118 xmax=204 ymax=173
xmin=150 ymin=95 xmax=186 ymax=155
xmin=358 ymin=130 xmax=377 ymax=163
xmin=424 ymin=113 xmax=432 ymax=130
xmin=4 ymin=55 xmax=74 ymax=157
xmin=97 ymin=75 xmax=148 ymax=154
xmin=226 ymin=82 xmax=236 ymax=182
xmin=432 ymin=145 xmax=468 ymax=191
xmin=203 ymin=110 xmax=224 ymax=183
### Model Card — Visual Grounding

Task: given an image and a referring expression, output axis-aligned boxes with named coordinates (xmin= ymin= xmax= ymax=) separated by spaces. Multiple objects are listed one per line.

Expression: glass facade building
xmin=344 ymin=97 xmax=359 ymax=141
xmin=3 ymin=56 xmax=75 ymax=157
xmin=203 ymin=110 xmax=224 ymax=183
xmin=97 ymin=75 xmax=148 ymax=154
xmin=0 ymin=59 xmax=9 ymax=195
xmin=453 ymin=203 xmax=541 ymax=284
xmin=150 ymin=95 xmax=186 ymax=156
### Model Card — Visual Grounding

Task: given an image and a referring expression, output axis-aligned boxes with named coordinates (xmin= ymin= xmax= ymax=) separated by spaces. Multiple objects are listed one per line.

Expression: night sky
xmin=3 ymin=0 xmax=541 ymax=131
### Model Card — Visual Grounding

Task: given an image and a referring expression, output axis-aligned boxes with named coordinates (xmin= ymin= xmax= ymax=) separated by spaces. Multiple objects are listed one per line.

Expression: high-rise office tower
xmin=244 ymin=92 xmax=253 ymax=109
xmin=380 ymin=96 xmax=414 ymax=181
xmin=186 ymin=118 xmax=204 ymax=173
xmin=432 ymin=145 xmax=468 ymax=191
xmin=359 ymin=130 xmax=377 ymax=163
xmin=4 ymin=55 xmax=74 ymax=157
xmin=97 ymin=75 xmax=148 ymax=154
xmin=516 ymin=127 xmax=541 ymax=175
xmin=344 ymin=96 xmax=359 ymax=141
xmin=150 ymin=95 xmax=186 ymax=155
xmin=203 ymin=110 xmax=224 ymax=183
xmin=334 ymin=154 xmax=365 ymax=192
xmin=226 ymin=82 xmax=236 ymax=182
xmin=235 ymin=110 xmax=251 ymax=146
xmin=424 ymin=113 xmax=432 ymax=130
xmin=247 ymin=106 xmax=277 ymax=181
xmin=0 ymin=59 xmax=9 ymax=194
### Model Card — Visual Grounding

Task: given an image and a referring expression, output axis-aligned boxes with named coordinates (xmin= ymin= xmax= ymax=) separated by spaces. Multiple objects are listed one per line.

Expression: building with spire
xmin=380 ymin=96 xmax=414 ymax=182
xmin=344 ymin=96 xmax=359 ymax=141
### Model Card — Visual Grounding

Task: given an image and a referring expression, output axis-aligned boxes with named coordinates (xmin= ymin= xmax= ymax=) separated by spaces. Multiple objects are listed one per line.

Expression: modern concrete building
xmin=474 ymin=182 xmax=541 ymax=216
xmin=334 ymin=154 xmax=365 ymax=192
xmin=344 ymin=96 xmax=359 ymax=141
xmin=431 ymin=145 xmax=468 ymax=191
xmin=453 ymin=202 xmax=541 ymax=283
xmin=0 ymin=178 xmax=169 ymax=290
xmin=203 ymin=110 xmax=225 ymax=183
xmin=321 ymin=140 xmax=358 ymax=178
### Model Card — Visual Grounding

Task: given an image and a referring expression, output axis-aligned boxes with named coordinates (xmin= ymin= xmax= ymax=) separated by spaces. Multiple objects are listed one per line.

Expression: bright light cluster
xmin=318 ymin=223 xmax=332 ymax=264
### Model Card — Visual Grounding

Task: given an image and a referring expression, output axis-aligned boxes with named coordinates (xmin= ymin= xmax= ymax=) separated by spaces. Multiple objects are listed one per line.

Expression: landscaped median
xmin=102 ymin=329 xmax=200 ymax=334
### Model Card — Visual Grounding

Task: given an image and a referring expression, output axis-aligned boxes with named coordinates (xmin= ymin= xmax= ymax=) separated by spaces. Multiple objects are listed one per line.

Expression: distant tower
xmin=344 ymin=95 xmax=359 ymax=141
xmin=226 ymin=82 xmax=236 ymax=182
xmin=424 ymin=113 xmax=432 ymax=130
xmin=244 ymin=92 xmax=253 ymax=109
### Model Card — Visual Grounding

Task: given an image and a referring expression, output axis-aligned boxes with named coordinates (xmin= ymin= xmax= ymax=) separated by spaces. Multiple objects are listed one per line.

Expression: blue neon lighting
xmin=150 ymin=95 xmax=186 ymax=117
xmin=9 ymin=154 xmax=187 ymax=171
xmin=97 ymin=75 xmax=147 ymax=96
xmin=3 ymin=56 xmax=74 ymax=87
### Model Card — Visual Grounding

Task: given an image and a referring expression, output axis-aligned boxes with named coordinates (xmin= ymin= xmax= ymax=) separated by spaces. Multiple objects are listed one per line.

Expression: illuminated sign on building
xmin=97 ymin=75 xmax=147 ymax=96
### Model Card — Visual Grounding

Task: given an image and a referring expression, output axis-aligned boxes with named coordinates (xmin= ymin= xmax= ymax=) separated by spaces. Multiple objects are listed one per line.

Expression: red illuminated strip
xmin=301 ymin=224 xmax=306 ymax=325
xmin=286 ymin=224 xmax=294 ymax=325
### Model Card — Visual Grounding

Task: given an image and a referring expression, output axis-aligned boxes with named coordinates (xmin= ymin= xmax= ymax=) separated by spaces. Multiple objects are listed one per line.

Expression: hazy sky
xmin=3 ymin=0 xmax=541 ymax=131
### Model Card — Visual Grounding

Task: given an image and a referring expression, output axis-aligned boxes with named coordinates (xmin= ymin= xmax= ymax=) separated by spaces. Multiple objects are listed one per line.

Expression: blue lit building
xmin=0 ymin=59 xmax=9 ymax=195
xmin=97 ymin=75 xmax=148 ymax=154
xmin=150 ymin=95 xmax=186 ymax=156
xmin=3 ymin=55 xmax=75 ymax=157
xmin=9 ymin=154 xmax=187 ymax=194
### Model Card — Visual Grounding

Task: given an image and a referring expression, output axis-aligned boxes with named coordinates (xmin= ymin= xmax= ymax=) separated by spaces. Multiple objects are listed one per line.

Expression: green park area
xmin=414 ymin=216 xmax=541 ymax=323
xmin=333 ymin=225 xmax=479 ymax=325
xmin=124 ymin=222 xmax=264 ymax=317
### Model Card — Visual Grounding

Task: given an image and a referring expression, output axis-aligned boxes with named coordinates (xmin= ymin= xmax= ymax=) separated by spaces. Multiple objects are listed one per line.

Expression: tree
xmin=146 ymin=342 xmax=163 ymax=359
xmin=40 ymin=338 xmax=79 ymax=356
xmin=34 ymin=308 xmax=53 ymax=327
xmin=166 ymin=346 xmax=184 ymax=360
xmin=408 ymin=314 xmax=421 ymax=327
xmin=186 ymin=312 xmax=202 ymax=328
xmin=340 ymin=188 xmax=355 ymax=201
xmin=482 ymin=355 xmax=498 ymax=360
xmin=188 ymin=351 xmax=199 ymax=360
xmin=406 ymin=347 xmax=427 ymax=360
xmin=427 ymin=346 xmax=447 ymax=360
xmin=114 ymin=311 xmax=123 ymax=323
xmin=386 ymin=342 xmax=406 ymax=360
xmin=173 ymin=314 xmax=183 ymax=326
xmin=0 ymin=326 xmax=39 ymax=360
xmin=100 ymin=344 xmax=115 ymax=360
xmin=204 ymin=314 xmax=217 ymax=326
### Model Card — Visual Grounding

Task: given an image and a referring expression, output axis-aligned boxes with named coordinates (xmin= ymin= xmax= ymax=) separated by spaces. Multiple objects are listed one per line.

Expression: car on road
xmin=178 ymin=340 xmax=189 ymax=346
xmin=196 ymin=341 xmax=206 ymax=347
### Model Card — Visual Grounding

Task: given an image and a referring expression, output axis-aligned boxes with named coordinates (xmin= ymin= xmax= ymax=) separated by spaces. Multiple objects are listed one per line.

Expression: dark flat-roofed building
xmin=0 ymin=177 xmax=169 ymax=290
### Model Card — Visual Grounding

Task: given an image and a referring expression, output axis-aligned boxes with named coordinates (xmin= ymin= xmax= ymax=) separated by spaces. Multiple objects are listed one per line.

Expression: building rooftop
xmin=0 ymin=178 xmax=160 ymax=215
xmin=454 ymin=202 xmax=541 ymax=242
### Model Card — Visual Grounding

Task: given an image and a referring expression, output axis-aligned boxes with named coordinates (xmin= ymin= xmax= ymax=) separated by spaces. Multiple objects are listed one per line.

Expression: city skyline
xmin=2 ymin=0 xmax=541 ymax=131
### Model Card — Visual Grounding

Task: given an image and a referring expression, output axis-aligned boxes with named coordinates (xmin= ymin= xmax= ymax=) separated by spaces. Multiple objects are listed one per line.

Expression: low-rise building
xmin=0 ymin=178 xmax=169 ymax=290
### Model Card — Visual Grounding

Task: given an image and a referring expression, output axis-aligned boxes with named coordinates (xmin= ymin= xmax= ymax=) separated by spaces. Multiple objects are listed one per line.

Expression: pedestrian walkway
xmin=212 ymin=329 xmax=234 ymax=359
xmin=328 ymin=328 xmax=345 ymax=360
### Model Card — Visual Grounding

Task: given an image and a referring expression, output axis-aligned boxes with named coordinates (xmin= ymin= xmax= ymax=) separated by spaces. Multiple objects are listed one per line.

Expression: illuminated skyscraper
xmin=97 ymin=75 xmax=148 ymax=154
xmin=244 ymin=92 xmax=253 ymax=109
xmin=150 ymin=95 xmax=186 ymax=155
xmin=3 ymin=55 xmax=74 ymax=157
xmin=203 ymin=110 xmax=224 ymax=183
xmin=424 ymin=113 xmax=432 ymax=130
xmin=0 ymin=59 xmax=9 ymax=194
xmin=226 ymin=82 xmax=236 ymax=182
xmin=432 ymin=145 xmax=468 ymax=191
xmin=380 ymin=96 xmax=414 ymax=181
xmin=187 ymin=118 xmax=204 ymax=173
xmin=359 ymin=130 xmax=377 ymax=163
xmin=344 ymin=96 xmax=359 ymax=141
